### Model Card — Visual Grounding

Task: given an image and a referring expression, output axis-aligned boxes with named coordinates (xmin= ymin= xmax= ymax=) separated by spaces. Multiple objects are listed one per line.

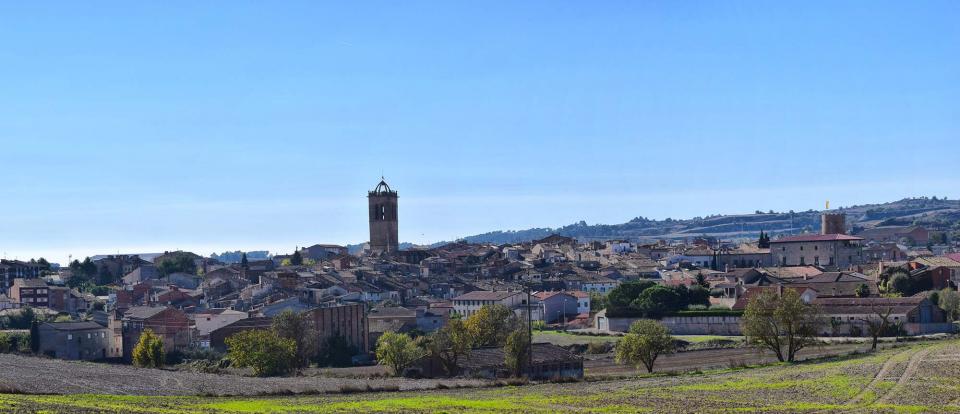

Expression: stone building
xmin=37 ymin=321 xmax=114 ymax=360
xmin=770 ymin=234 xmax=864 ymax=269
xmin=368 ymin=178 xmax=399 ymax=254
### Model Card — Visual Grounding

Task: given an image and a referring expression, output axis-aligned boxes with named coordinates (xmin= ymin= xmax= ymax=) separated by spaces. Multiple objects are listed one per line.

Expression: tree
xmin=503 ymin=329 xmax=530 ymax=377
xmin=855 ymin=283 xmax=871 ymax=298
xmin=860 ymin=307 xmax=893 ymax=350
xmin=427 ymin=319 xmax=472 ymax=376
xmin=687 ymin=285 xmax=711 ymax=308
xmin=156 ymin=253 xmax=196 ymax=276
xmin=937 ymin=288 xmax=960 ymax=321
xmin=240 ymin=252 xmax=249 ymax=269
xmin=631 ymin=285 xmax=682 ymax=317
xmin=291 ymin=250 xmax=304 ymax=266
xmin=614 ymin=320 xmax=675 ymax=373
xmin=887 ymin=273 xmax=912 ymax=296
xmin=464 ymin=304 xmax=519 ymax=347
xmin=695 ymin=273 xmax=709 ymax=289
xmin=608 ymin=281 xmax=656 ymax=309
xmin=271 ymin=310 xmax=318 ymax=369
xmin=132 ymin=329 xmax=164 ymax=368
xmin=226 ymin=329 xmax=297 ymax=377
xmin=316 ymin=335 xmax=358 ymax=368
xmin=741 ymin=289 xmax=822 ymax=363
xmin=375 ymin=331 xmax=425 ymax=376
xmin=29 ymin=320 xmax=40 ymax=353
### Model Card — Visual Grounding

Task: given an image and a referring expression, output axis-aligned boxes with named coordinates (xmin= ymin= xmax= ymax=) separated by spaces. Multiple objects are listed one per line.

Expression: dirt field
xmin=0 ymin=353 xmax=488 ymax=396
xmin=3 ymin=338 xmax=959 ymax=412
xmin=585 ymin=341 xmax=884 ymax=376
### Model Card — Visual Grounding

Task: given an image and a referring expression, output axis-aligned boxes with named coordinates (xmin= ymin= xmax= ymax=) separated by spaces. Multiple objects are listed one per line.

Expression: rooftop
xmin=771 ymin=234 xmax=863 ymax=243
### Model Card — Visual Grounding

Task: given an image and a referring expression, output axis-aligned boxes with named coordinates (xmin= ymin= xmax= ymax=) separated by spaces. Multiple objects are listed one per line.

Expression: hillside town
xmin=1 ymin=179 xmax=959 ymax=381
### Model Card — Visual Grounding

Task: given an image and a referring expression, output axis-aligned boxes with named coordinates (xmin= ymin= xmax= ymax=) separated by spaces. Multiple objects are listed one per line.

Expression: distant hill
xmin=440 ymin=197 xmax=960 ymax=245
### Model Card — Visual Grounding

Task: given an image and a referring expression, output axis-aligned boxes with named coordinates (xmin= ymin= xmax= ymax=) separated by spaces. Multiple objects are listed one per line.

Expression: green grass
xmin=2 ymin=339 xmax=958 ymax=413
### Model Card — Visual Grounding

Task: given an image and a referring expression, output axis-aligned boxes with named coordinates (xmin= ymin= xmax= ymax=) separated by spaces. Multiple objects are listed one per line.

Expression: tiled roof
xmin=453 ymin=291 xmax=521 ymax=301
xmin=43 ymin=321 xmax=106 ymax=331
xmin=813 ymin=297 xmax=927 ymax=315
xmin=771 ymin=234 xmax=863 ymax=243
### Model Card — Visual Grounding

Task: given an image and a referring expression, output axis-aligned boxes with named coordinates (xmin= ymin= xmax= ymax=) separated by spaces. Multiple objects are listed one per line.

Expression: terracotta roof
xmin=453 ymin=290 xmax=521 ymax=301
xmin=771 ymin=234 xmax=863 ymax=243
xmin=42 ymin=321 xmax=106 ymax=331
xmin=812 ymin=296 xmax=928 ymax=315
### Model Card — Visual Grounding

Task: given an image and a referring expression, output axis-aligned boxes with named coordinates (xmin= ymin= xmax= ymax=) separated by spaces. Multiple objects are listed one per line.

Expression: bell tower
xmin=368 ymin=177 xmax=399 ymax=254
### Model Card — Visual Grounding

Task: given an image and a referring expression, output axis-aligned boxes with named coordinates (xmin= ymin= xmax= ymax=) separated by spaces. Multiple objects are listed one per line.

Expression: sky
xmin=1 ymin=1 xmax=958 ymax=264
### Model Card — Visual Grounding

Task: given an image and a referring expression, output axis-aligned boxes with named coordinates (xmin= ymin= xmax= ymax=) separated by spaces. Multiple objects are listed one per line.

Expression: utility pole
xmin=525 ymin=285 xmax=533 ymax=376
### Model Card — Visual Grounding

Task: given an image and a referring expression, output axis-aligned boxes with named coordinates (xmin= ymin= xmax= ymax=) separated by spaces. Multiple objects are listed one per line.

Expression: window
xmin=814 ymin=256 xmax=820 ymax=266
xmin=782 ymin=257 xmax=787 ymax=266
xmin=67 ymin=334 xmax=73 ymax=340
xmin=800 ymin=257 xmax=806 ymax=265
xmin=800 ymin=246 xmax=804 ymax=251
xmin=87 ymin=333 xmax=92 ymax=339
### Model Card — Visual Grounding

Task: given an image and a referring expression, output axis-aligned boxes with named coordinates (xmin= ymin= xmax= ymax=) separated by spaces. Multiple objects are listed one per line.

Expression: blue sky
xmin=1 ymin=1 xmax=958 ymax=264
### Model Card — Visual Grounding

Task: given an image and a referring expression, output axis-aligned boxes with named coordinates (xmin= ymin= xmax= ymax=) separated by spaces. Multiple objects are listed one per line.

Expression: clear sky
xmin=1 ymin=1 xmax=958 ymax=264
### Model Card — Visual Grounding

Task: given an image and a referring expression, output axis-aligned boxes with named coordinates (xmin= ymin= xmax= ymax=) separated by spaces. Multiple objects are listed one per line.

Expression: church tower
xmin=368 ymin=178 xmax=399 ymax=254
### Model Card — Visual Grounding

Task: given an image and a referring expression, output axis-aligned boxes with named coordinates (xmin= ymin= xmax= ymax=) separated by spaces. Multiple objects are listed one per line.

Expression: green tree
xmin=29 ymin=320 xmax=40 ymax=353
xmin=240 ymin=252 xmax=249 ymax=269
xmin=886 ymin=273 xmax=912 ymax=296
xmin=855 ymin=283 xmax=871 ymax=298
xmin=375 ymin=331 xmax=425 ymax=376
xmin=226 ymin=329 xmax=297 ymax=377
xmin=590 ymin=292 xmax=608 ymax=312
xmin=132 ymin=329 xmax=164 ymax=368
xmin=156 ymin=253 xmax=197 ymax=276
xmin=608 ymin=281 xmax=656 ymax=309
xmin=695 ymin=273 xmax=709 ymax=289
xmin=503 ymin=328 xmax=530 ymax=377
xmin=741 ymin=289 xmax=822 ymax=362
xmin=291 ymin=250 xmax=304 ymax=266
xmin=427 ymin=319 xmax=473 ymax=376
xmin=614 ymin=320 xmax=675 ymax=373
xmin=631 ymin=285 xmax=682 ymax=317
xmin=316 ymin=335 xmax=358 ymax=368
xmin=271 ymin=310 xmax=318 ymax=369
xmin=464 ymin=304 xmax=519 ymax=347
xmin=937 ymin=288 xmax=960 ymax=321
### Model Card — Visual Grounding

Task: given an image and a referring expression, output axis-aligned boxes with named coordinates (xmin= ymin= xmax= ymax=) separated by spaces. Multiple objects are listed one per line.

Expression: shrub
xmin=375 ymin=331 xmax=425 ymax=376
xmin=132 ymin=329 xmax=164 ymax=368
xmin=226 ymin=329 xmax=297 ymax=377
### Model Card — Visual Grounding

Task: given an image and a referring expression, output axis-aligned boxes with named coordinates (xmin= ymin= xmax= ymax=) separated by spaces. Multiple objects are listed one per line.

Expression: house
xmin=9 ymin=278 xmax=49 ymax=308
xmin=571 ymin=291 xmax=591 ymax=314
xmin=416 ymin=306 xmax=449 ymax=332
xmin=534 ymin=291 xmax=579 ymax=324
xmin=368 ymin=306 xmax=417 ymax=333
xmin=0 ymin=260 xmax=45 ymax=293
xmin=814 ymin=296 xmax=952 ymax=336
xmin=122 ymin=265 xmax=159 ymax=285
xmin=47 ymin=286 xmax=91 ymax=314
xmin=300 ymin=244 xmax=349 ymax=261
xmin=209 ymin=317 xmax=274 ymax=351
xmin=417 ymin=342 xmax=583 ymax=379
xmin=790 ymin=272 xmax=878 ymax=298
xmin=193 ymin=308 xmax=248 ymax=337
xmin=37 ymin=321 xmax=115 ymax=360
xmin=580 ymin=276 xmax=619 ymax=295
xmin=856 ymin=226 xmax=929 ymax=246
xmin=452 ymin=290 xmax=527 ymax=318
xmin=770 ymin=234 xmax=864 ymax=268
xmin=121 ymin=306 xmax=191 ymax=360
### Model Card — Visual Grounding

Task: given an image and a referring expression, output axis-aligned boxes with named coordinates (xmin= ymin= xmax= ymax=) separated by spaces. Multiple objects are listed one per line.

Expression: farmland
xmin=3 ymin=338 xmax=960 ymax=413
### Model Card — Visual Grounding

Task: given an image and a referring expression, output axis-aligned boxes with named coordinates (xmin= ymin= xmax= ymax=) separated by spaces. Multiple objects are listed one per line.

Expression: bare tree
xmin=741 ymin=289 xmax=822 ymax=362
xmin=859 ymin=306 xmax=893 ymax=351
